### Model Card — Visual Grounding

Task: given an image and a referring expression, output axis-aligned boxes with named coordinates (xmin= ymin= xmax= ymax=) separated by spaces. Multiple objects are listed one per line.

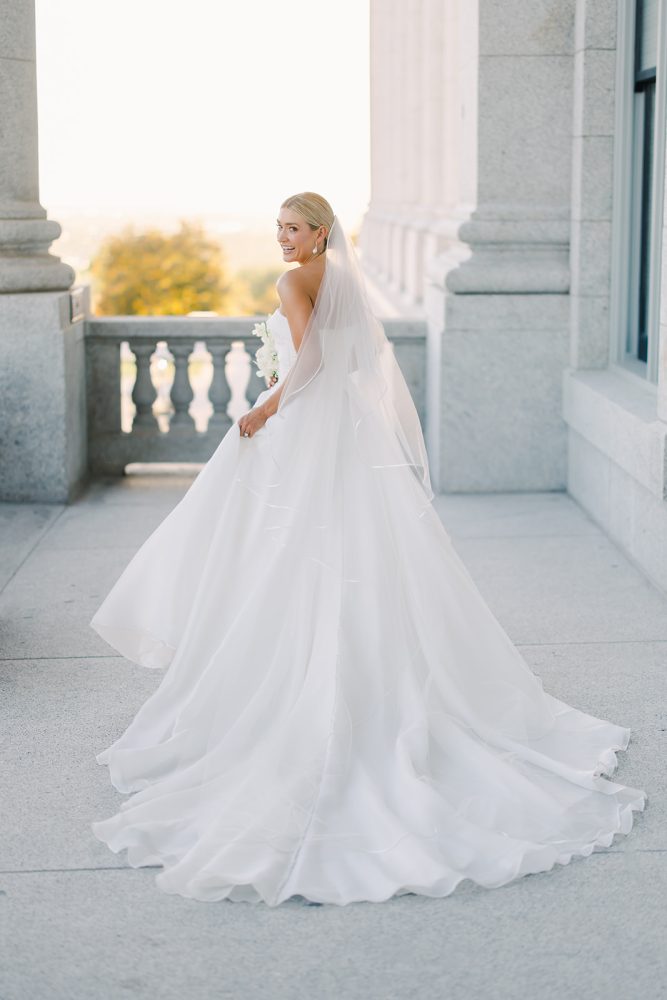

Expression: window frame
xmin=609 ymin=0 xmax=667 ymax=385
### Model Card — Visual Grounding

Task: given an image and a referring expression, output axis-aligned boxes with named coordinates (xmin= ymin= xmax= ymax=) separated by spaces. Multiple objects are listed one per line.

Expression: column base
xmin=0 ymin=217 xmax=75 ymax=292
xmin=0 ymin=290 xmax=88 ymax=502
xmin=425 ymin=279 xmax=570 ymax=493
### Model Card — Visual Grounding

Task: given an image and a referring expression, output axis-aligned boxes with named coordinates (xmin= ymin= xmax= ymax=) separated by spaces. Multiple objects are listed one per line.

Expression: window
xmin=622 ymin=0 xmax=663 ymax=380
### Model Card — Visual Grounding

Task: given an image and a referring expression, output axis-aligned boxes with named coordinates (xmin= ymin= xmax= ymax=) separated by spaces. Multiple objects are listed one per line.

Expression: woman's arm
xmin=237 ymin=276 xmax=313 ymax=435
xmin=277 ymin=273 xmax=315 ymax=353
xmin=260 ymin=280 xmax=312 ymax=417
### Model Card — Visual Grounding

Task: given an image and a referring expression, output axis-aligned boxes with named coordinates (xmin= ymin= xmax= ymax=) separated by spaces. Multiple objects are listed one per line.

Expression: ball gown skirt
xmin=90 ymin=309 xmax=646 ymax=906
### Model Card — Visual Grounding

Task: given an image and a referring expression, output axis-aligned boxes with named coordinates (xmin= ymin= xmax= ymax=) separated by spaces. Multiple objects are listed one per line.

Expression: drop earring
xmin=312 ymin=244 xmax=318 ymax=254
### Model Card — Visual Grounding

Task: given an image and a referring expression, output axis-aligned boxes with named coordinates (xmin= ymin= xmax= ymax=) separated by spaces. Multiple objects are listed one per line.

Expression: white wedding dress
xmin=91 ymin=305 xmax=646 ymax=906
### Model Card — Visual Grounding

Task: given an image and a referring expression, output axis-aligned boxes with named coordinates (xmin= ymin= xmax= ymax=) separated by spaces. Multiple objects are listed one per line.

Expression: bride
xmin=91 ymin=191 xmax=646 ymax=906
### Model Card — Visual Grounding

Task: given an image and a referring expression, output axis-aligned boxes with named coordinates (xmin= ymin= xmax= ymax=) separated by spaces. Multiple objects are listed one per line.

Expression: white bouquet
xmin=250 ymin=319 xmax=279 ymax=384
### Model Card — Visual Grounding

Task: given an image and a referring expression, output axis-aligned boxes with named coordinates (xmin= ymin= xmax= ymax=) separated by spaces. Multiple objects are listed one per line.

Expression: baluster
xmin=243 ymin=338 xmax=262 ymax=409
xmin=169 ymin=342 xmax=195 ymax=428
xmin=131 ymin=342 xmax=158 ymax=428
xmin=207 ymin=341 xmax=232 ymax=431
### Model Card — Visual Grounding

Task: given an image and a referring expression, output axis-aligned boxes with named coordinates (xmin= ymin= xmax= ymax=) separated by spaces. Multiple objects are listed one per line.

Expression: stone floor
xmin=0 ymin=475 xmax=665 ymax=1000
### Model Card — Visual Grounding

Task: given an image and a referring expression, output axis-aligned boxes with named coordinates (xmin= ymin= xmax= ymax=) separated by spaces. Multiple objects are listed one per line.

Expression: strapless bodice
xmin=267 ymin=308 xmax=297 ymax=379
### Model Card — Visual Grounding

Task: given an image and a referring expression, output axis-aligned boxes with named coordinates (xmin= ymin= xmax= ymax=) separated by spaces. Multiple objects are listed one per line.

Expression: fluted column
xmin=421 ymin=0 xmax=443 ymax=213
xmin=0 ymin=0 xmax=74 ymax=291
xmin=402 ymin=0 xmax=420 ymax=302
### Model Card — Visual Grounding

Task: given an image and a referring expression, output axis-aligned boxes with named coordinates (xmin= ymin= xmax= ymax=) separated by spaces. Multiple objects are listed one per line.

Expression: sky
xmin=34 ymin=0 xmax=371 ymax=232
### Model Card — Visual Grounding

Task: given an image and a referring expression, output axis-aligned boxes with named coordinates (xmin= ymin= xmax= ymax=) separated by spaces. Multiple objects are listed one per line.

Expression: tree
xmin=225 ymin=267 xmax=282 ymax=316
xmin=91 ymin=221 xmax=233 ymax=316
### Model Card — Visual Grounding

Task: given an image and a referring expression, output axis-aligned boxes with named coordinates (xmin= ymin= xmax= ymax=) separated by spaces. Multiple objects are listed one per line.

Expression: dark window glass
xmin=637 ymin=0 xmax=658 ymax=74
xmin=632 ymin=0 xmax=657 ymax=365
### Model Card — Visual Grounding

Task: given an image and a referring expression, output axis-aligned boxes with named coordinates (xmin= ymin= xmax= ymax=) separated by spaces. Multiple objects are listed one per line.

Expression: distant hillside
xmin=49 ymin=210 xmax=293 ymax=286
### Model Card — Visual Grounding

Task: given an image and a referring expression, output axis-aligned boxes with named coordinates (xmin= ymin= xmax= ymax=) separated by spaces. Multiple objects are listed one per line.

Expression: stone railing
xmin=85 ymin=316 xmax=427 ymax=475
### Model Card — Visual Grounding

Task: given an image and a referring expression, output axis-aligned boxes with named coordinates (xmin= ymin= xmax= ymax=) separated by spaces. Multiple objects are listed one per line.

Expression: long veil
xmin=266 ymin=214 xmax=433 ymax=511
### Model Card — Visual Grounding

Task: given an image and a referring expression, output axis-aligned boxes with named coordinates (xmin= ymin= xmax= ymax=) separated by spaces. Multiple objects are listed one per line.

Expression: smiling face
xmin=276 ymin=209 xmax=326 ymax=265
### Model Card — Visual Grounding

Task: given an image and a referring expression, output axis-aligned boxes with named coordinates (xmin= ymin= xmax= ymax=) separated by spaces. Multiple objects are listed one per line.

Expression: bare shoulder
xmin=276 ymin=266 xmax=310 ymax=302
xmin=276 ymin=259 xmax=325 ymax=309
xmin=274 ymin=260 xmax=326 ymax=351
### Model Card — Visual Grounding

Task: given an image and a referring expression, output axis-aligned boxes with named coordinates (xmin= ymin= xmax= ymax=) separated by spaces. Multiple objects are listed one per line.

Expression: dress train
xmin=90 ymin=308 xmax=646 ymax=905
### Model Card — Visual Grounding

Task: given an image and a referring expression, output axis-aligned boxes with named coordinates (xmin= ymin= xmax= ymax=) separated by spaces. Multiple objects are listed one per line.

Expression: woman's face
xmin=276 ymin=210 xmax=325 ymax=265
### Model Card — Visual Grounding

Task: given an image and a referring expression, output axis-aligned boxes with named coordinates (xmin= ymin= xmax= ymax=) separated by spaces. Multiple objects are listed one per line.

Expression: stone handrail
xmin=85 ymin=315 xmax=426 ymax=475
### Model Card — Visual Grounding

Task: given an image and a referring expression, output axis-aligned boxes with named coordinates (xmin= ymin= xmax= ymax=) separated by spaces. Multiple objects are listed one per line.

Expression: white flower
xmin=250 ymin=319 xmax=279 ymax=381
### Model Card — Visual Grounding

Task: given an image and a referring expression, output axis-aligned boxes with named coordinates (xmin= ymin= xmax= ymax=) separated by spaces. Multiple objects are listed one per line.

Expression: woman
xmin=91 ymin=192 xmax=646 ymax=906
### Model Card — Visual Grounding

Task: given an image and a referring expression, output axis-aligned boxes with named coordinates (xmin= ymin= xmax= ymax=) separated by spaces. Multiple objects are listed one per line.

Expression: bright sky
xmin=34 ymin=0 xmax=371 ymax=231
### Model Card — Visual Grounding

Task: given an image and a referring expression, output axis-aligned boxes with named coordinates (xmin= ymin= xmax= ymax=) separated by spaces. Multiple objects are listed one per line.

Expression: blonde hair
xmin=280 ymin=191 xmax=335 ymax=250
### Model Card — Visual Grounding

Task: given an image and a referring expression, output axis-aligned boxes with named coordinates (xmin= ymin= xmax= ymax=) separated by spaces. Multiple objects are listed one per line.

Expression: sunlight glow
xmin=35 ymin=0 xmax=371 ymax=231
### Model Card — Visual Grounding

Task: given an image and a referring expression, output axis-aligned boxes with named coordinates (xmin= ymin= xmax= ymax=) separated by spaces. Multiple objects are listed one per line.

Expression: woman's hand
xmin=267 ymin=373 xmax=278 ymax=387
xmin=238 ymin=404 xmax=270 ymax=438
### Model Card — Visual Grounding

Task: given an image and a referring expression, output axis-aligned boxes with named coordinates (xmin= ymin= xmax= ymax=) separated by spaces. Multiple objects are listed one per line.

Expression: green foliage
xmin=226 ymin=268 xmax=282 ymax=316
xmin=91 ymin=221 xmax=233 ymax=316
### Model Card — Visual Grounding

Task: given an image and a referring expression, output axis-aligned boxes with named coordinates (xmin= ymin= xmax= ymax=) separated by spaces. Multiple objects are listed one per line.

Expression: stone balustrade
xmin=85 ymin=316 xmax=427 ymax=475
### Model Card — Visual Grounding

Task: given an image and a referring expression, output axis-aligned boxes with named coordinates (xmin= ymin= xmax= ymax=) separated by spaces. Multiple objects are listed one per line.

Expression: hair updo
xmin=280 ymin=192 xmax=335 ymax=250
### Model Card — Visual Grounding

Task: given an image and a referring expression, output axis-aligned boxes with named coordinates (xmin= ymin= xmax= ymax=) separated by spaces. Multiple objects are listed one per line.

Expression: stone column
xmin=425 ymin=0 xmax=573 ymax=491
xmin=0 ymin=0 xmax=86 ymax=502
xmin=568 ymin=0 xmax=617 ymax=371
xmin=361 ymin=0 xmax=387 ymax=283
xmin=0 ymin=0 xmax=73 ymax=291
xmin=402 ymin=0 xmax=423 ymax=305
xmin=421 ymin=0 xmax=443 ymax=213
xmin=389 ymin=0 xmax=406 ymax=296
xmin=365 ymin=0 xmax=391 ymax=276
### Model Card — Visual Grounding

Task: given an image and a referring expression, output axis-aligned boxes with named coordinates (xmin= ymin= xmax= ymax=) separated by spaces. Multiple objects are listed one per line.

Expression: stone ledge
xmin=563 ymin=367 xmax=667 ymax=499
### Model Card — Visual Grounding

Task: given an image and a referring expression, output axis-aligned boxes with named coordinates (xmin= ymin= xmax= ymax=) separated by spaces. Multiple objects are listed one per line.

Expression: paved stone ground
xmin=0 ymin=475 xmax=665 ymax=1000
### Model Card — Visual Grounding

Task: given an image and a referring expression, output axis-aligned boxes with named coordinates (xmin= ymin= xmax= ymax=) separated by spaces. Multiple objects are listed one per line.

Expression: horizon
xmin=35 ymin=0 xmax=371 ymax=237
